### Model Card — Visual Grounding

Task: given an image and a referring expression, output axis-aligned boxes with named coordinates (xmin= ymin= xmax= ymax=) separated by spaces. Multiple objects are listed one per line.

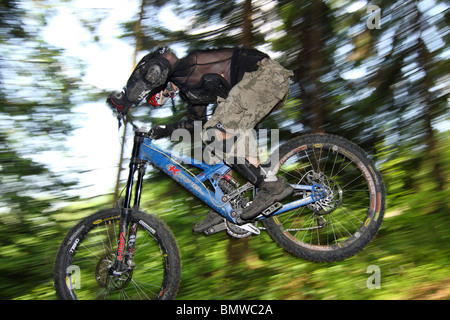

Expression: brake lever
xmin=148 ymin=127 xmax=155 ymax=139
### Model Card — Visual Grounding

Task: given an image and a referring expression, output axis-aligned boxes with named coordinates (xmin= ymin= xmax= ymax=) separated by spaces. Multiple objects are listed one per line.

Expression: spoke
xmin=130 ymin=279 xmax=153 ymax=300
xmin=277 ymin=141 xmax=374 ymax=248
xmin=66 ymin=217 xmax=168 ymax=300
xmin=330 ymin=151 xmax=339 ymax=178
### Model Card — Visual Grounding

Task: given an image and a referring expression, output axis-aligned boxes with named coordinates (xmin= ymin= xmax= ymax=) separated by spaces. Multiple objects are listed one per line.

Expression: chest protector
xmin=170 ymin=49 xmax=234 ymax=104
xmin=170 ymin=48 xmax=269 ymax=105
xmin=181 ymin=73 xmax=231 ymax=104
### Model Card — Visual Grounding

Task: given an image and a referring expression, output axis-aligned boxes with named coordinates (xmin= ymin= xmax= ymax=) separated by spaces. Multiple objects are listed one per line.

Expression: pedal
xmin=236 ymin=223 xmax=260 ymax=235
xmin=203 ymin=221 xmax=227 ymax=236
xmin=261 ymin=202 xmax=282 ymax=216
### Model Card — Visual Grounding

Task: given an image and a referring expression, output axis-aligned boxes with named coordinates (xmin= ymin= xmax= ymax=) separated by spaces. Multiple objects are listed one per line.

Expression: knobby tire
xmin=54 ymin=208 xmax=181 ymax=300
xmin=262 ymin=134 xmax=386 ymax=262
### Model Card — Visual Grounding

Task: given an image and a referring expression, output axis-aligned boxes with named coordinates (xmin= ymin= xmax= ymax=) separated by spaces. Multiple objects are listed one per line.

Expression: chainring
xmin=225 ymin=220 xmax=258 ymax=238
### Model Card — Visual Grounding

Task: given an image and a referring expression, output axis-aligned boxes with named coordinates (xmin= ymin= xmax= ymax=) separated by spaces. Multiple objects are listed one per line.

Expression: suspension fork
xmin=113 ymin=129 xmax=147 ymax=274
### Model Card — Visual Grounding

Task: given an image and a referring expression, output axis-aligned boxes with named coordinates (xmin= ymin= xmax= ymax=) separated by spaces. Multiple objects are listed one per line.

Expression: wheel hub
xmin=304 ymin=171 xmax=342 ymax=215
xmin=96 ymin=253 xmax=133 ymax=290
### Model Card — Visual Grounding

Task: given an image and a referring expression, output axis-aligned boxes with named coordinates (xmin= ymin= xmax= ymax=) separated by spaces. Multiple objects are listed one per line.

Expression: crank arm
xmin=235 ymin=223 xmax=260 ymax=235
xmin=203 ymin=220 xmax=227 ymax=236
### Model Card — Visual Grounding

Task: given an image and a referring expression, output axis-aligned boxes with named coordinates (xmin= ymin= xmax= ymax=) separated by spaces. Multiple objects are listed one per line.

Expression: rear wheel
xmin=54 ymin=208 xmax=181 ymax=299
xmin=263 ymin=134 xmax=385 ymax=262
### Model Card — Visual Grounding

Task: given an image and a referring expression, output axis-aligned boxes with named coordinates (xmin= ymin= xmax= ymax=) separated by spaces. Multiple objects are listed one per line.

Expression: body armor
xmin=126 ymin=47 xmax=174 ymax=104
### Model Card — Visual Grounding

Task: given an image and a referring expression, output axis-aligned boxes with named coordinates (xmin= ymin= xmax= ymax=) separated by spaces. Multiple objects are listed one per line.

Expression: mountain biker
xmin=107 ymin=46 xmax=294 ymax=232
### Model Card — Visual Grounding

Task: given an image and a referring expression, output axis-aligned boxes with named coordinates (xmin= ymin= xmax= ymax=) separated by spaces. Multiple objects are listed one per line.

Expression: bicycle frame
xmin=113 ymin=128 xmax=326 ymax=272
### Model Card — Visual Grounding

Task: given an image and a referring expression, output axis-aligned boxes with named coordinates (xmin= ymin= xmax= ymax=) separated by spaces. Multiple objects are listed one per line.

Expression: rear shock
xmin=218 ymin=173 xmax=239 ymax=194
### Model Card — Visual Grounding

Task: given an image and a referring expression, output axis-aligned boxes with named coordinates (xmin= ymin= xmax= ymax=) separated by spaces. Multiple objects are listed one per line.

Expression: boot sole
xmin=241 ymin=187 xmax=293 ymax=220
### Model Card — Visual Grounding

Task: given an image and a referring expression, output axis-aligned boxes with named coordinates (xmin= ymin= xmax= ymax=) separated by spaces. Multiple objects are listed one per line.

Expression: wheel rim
xmin=273 ymin=142 xmax=378 ymax=250
xmin=63 ymin=217 xmax=168 ymax=300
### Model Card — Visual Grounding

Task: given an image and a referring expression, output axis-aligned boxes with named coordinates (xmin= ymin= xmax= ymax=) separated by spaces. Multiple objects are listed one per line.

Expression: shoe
xmin=193 ymin=210 xmax=224 ymax=233
xmin=241 ymin=177 xmax=293 ymax=220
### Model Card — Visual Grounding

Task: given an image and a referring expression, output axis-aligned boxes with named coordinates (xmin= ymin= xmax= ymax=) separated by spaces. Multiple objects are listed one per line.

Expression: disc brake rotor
xmin=96 ymin=253 xmax=133 ymax=290
xmin=304 ymin=171 xmax=343 ymax=215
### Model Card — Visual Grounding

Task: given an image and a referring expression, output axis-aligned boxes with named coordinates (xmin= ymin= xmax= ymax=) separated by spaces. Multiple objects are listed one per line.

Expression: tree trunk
xmin=417 ymin=38 xmax=445 ymax=192
xmin=308 ymin=0 xmax=325 ymax=133
xmin=241 ymin=0 xmax=253 ymax=46
xmin=113 ymin=0 xmax=145 ymax=204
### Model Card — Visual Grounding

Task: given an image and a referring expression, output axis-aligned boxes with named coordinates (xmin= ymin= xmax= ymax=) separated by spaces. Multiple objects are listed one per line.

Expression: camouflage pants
xmin=203 ymin=58 xmax=293 ymax=162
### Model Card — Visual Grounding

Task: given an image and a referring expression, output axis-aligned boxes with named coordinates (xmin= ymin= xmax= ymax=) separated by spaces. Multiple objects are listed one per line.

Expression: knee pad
xmin=202 ymin=123 xmax=238 ymax=158
xmin=202 ymin=123 xmax=238 ymax=165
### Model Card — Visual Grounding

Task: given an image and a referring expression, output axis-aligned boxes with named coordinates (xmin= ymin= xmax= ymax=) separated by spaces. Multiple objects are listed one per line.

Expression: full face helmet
xmin=147 ymin=82 xmax=178 ymax=107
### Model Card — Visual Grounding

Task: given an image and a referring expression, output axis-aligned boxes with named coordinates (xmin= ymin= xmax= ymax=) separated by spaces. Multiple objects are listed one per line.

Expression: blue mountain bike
xmin=54 ymin=126 xmax=385 ymax=300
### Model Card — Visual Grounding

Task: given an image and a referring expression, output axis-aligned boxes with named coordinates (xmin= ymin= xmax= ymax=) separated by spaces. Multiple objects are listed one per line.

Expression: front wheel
xmin=263 ymin=134 xmax=385 ymax=262
xmin=54 ymin=208 xmax=181 ymax=299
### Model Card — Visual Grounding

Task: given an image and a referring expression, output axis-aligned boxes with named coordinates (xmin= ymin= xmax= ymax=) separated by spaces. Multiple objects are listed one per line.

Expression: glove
xmin=150 ymin=125 xmax=170 ymax=139
xmin=106 ymin=91 xmax=133 ymax=115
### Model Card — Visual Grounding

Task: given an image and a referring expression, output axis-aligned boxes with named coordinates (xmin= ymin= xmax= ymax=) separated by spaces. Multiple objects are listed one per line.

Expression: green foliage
xmin=1 ymin=0 xmax=449 ymax=300
xmin=5 ymin=161 xmax=449 ymax=299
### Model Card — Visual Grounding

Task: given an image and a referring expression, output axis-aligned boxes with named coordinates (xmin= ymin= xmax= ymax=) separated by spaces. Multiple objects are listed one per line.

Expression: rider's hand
xmin=106 ymin=91 xmax=133 ymax=115
xmin=150 ymin=125 xmax=170 ymax=139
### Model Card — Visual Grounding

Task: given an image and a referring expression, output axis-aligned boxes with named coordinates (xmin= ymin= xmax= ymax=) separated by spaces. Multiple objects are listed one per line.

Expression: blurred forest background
xmin=0 ymin=0 xmax=449 ymax=300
